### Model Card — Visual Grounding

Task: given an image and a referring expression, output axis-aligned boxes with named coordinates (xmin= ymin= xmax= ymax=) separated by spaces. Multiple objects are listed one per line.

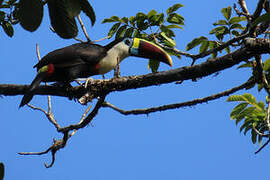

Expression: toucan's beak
xmin=129 ymin=38 xmax=173 ymax=67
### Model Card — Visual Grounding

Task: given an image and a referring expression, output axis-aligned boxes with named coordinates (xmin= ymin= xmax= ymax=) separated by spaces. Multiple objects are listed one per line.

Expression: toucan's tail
xmin=19 ymin=72 xmax=47 ymax=108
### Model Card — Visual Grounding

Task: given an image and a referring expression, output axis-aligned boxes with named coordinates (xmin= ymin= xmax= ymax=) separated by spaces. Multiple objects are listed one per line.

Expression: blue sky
xmin=1 ymin=0 xmax=269 ymax=179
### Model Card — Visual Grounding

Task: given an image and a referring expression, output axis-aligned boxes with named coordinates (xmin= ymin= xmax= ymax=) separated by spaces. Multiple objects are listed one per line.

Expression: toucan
xmin=19 ymin=38 xmax=173 ymax=107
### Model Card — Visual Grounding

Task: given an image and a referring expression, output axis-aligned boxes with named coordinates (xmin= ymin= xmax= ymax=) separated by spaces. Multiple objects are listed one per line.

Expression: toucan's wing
xmin=34 ymin=43 xmax=107 ymax=69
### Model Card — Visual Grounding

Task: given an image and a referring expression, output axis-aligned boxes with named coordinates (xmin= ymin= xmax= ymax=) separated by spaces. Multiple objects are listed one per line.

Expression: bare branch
xmin=70 ymin=105 xmax=93 ymax=137
xmin=77 ymin=15 xmax=91 ymax=42
xmin=238 ymin=0 xmax=250 ymax=15
xmin=102 ymin=79 xmax=255 ymax=115
xmin=234 ymin=3 xmax=251 ymax=20
xmin=18 ymin=147 xmax=51 ymax=156
xmin=252 ymin=126 xmax=269 ymax=137
xmin=253 ymin=0 xmax=267 ymax=20
xmin=92 ymin=36 xmax=110 ymax=43
xmin=58 ymin=95 xmax=107 ymax=133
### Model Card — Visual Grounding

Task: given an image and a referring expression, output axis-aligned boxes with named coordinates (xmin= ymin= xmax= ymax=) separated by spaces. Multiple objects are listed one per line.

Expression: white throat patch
xmin=98 ymin=41 xmax=130 ymax=75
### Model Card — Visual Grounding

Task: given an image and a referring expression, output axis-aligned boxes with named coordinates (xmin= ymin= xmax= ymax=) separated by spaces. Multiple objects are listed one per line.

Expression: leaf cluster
xmin=0 ymin=0 xmax=18 ymax=37
xmin=102 ymin=3 xmax=184 ymax=72
xmin=186 ymin=6 xmax=246 ymax=57
xmin=0 ymin=0 xmax=96 ymax=39
xmin=227 ymin=93 xmax=269 ymax=145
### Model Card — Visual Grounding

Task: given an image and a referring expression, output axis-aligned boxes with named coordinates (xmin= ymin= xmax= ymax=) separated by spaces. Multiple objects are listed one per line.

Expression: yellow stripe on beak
xmin=133 ymin=38 xmax=140 ymax=49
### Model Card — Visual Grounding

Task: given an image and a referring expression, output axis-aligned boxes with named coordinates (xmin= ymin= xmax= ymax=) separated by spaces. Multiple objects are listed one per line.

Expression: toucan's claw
xmin=84 ymin=78 xmax=94 ymax=88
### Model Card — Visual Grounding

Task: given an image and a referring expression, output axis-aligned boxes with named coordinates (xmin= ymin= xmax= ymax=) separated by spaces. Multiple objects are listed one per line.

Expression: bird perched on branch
xmin=19 ymin=38 xmax=173 ymax=107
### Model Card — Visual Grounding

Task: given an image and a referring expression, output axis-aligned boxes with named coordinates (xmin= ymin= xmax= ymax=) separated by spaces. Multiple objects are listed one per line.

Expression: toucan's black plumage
xmin=19 ymin=38 xmax=172 ymax=107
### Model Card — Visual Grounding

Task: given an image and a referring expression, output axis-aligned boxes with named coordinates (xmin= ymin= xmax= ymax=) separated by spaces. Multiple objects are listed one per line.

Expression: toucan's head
xmin=122 ymin=38 xmax=173 ymax=67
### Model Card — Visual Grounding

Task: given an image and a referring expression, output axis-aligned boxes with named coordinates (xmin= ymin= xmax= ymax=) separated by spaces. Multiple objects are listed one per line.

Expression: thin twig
xmin=73 ymin=37 xmax=85 ymax=43
xmin=233 ymin=3 xmax=250 ymax=19
xmin=77 ymin=15 xmax=91 ymax=42
xmin=238 ymin=0 xmax=250 ymax=15
xmin=36 ymin=44 xmax=41 ymax=60
xmin=253 ymin=0 xmax=267 ymax=20
xmin=252 ymin=126 xmax=269 ymax=137
xmin=70 ymin=105 xmax=92 ymax=137
xmin=18 ymin=147 xmax=52 ymax=156
xmin=102 ymin=79 xmax=255 ymax=115
xmin=92 ymin=36 xmax=110 ymax=43
xmin=58 ymin=95 xmax=107 ymax=133
xmin=27 ymin=103 xmax=47 ymax=114
xmin=255 ymin=138 xmax=270 ymax=154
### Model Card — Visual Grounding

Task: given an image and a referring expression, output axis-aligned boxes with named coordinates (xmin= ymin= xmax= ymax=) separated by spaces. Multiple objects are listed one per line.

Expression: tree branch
xmin=1 ymin=38 xmax=269 ymax=101
xmin=58 ymin=95 xmax=106 ymax=133
xmin=102 ymin=79 xmax=255 ymax=115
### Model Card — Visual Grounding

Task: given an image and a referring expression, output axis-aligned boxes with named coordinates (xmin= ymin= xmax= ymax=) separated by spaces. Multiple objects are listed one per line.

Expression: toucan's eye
xmin=124 ymin=38 xmax=131 ymax=45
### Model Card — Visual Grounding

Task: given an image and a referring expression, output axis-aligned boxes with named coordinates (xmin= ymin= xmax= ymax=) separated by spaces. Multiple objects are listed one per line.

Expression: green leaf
xmin=124 ymin=27 xmax=134 ymax=38
xmin=242 ymin=93 xmax=257 ymax=105
xmin=102 ymin=16 xmax=121 ymax=23
xmin=66 ymin=0 xmax=81 ymax=17
xmin=263 ymin=58 xmax=270 ymax=72
xmin=208 ymin=41 xmax=218 ymax=58
xmin=225 ymin=46 xmax=230 ymax=54
xmin=160 ymin=25 xmax=175 ymax=37
xmin=47 ymin=0 xmax=78 ymax=39
xmin=186 ymin=36 xmax=208 ymax=51
xmin=167 ymin=24 xmax=183 ymax=29
xmin=209 ymin=26 xmax=227 ymax=34
xmin=136 ymin=12 xmax=148 ymax=30
xmin=199 ymin=40 xmax=209 ymax=53
xmin=166 ymin=49 xmax=181 ymax=59
xmin=0 ymin=11 xmax=5 ymax=21
xmin=231 ymin=30 xmax=241 ymax=36
xmin=0 ymin=162 xmax=4 ymax=180
xmin=166 ymin=3 xmax=184 ymax=15
xmin=121 ymin=17 xmax=128 ymax=24
xmin=230 ymin=23 xmax=245 ymax=30
xmin=147 ymin=9 xmax=157 ymax=19
xmin=115 ymin=25 xmax=127 ymax=39
xmin=251 ymin=129 xmax=257 ymax=144
xmin=18 ymin=0 xmax=44 ymax=32
xmin=227 ymin=95 xmax=246 ymax=102
xmin=148 ymin=59 xmax=160 ymax=73
xmin=148 ymin=13 xmax=164 ymax=26
xmin=2 ymin=21 xmax=14 ymax=37
xmin=230 ymin=102 xmax=248 ymax=120
xmin=229 ymin=16 xmax=246 ymax=24
xmin=237 ymin=61 xmax=253 ymax=69
xmin=258 ymin=83 xmax=264 ymax=92
xmin=235 ymin=107 xmax=256 ymax=124
xmin=251 ymin=13 xmax=270 ymax=28
xmin=107 ymin=22 xmax=121 ymax=38
xmin=243 ymin=124 xmax=253 ymax=135
xmin=213 ymin=20 xmax=228 ymax=26
xmin=160 ymin=31 xmax=176 ymax=47
xmin=129 ymin=16 xmax=136 ymax=26
xmin=80 ymin=0 xmax=96 ymax=26
xmin=221 ymin=6 xmax=232 ymax=21
xmin=257 ymin=101 xmax=265 ymax=111
xmin=167 ymin=13 xmax=184 ymax=25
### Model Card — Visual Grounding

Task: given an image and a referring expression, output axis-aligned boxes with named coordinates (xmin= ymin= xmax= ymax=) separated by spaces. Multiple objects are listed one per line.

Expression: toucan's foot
xmin=84 ymin=78 xmax=94 ymax=88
